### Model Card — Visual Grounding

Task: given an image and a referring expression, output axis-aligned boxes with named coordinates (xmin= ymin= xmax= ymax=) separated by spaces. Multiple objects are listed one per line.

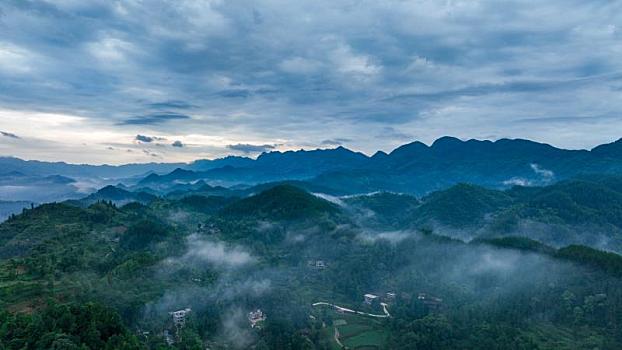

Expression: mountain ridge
xmin=4 ymin=136 xmax=622 ymax=203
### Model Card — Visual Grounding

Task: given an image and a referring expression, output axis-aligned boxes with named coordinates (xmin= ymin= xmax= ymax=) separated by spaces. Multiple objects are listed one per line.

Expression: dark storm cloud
xmin=121 ymin=114 xmax=191 ymax=126
xmin=321 ymin=138 xmax=352 ymax=146
xmin=384 ymin=73 xmax=622 ymax=104
xmin=216 ymin=89 xmax=252 ymax=98
xmin=135 ymin=134 xmax=165 ymax=143
xmin=227 ymin=143 xmax=277 ymax=154
xmin=0 ymin=131 xmax=20 ymax=139
xmin=172 ymin=140 xmax=184 ymax=148
xmin=148 ymin=101 xmax=196 ymax=110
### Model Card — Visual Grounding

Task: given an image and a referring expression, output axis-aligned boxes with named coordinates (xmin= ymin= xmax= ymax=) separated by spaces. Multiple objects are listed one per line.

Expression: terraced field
xmin=330 ymin=312 xmax=389 ymax=349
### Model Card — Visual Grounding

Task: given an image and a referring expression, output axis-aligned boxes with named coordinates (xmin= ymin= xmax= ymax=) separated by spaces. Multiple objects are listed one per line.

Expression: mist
xmin=165 ymin=233 xmax=255 ymax=268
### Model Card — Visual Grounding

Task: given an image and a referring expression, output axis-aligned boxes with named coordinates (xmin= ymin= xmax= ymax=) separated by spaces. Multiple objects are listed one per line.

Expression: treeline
xmin=556 ymin=245 xmax=622 ymax=277
xmin=475 ymin=236 xmax=622 ymax=277
xmin=3 ymin=184 xmax=622 ymax=349
xmin=0 ymin=301 xmax=143 ymax=350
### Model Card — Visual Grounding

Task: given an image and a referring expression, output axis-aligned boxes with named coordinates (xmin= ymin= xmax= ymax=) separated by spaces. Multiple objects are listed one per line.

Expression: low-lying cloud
xmin=503 ymin=163 xmax=556 ymax=187
xmin=530 ymin=163 xmax=555 ymax=181
xmin=176 ymin=234 xmax=255 ymax=268
xmin=312 ymin=192 xmax=345 ymax=206
xmin=357 ymin=230 xmax=417 ymax=244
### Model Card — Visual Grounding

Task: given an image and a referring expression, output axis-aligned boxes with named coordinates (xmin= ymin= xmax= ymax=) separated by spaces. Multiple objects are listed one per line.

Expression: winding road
xmin=312 ymin=302 xmax=391 ymax=318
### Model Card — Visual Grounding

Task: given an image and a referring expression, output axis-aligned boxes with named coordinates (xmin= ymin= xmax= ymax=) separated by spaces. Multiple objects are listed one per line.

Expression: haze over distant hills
xmin=1 ymin=136 xmax=622 ymax=224
xmin=4 ymin=0 xmax=622 ymax=347
xmin=2 ymin=136 xmax=622 ymax=205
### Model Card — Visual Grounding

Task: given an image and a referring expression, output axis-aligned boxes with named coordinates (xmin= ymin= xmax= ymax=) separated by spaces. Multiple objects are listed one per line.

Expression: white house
xmin=364 ymin=294 xmax=379 ymax=305
xmin=170 ymin=308 xmax=192 ymax=327
xmin=248 ymin=309 xmax=267 ymax=328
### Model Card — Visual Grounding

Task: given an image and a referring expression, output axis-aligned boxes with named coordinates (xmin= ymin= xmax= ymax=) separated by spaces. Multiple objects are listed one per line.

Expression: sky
xmin=0 ymin=0 xmax=621 ymax=164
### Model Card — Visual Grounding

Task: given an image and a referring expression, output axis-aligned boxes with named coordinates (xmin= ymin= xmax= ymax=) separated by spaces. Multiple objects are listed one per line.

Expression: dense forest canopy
xmin=3 ymin=0 xmax=622 ymax=346
xmin=2 ymin=176 xmax=622 ymax=349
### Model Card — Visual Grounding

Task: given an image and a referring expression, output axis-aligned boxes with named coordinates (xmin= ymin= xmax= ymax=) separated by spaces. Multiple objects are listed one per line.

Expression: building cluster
xmin=418 ymin=293 xmax=443 ymax=309
xmin=199 ymin=222 xmax=221 ymax=235
xmin=363 ymin=291 xmax=441 ymax=307
xmin=248 ymin=309 xmax=267 ymax=328
xmin=163 ymin=330 xmax=174 ymax=346
xmin=364 ymin=293 xmax=379 ymax=305
xmin=364 ymin=292 xmax=396 ymax=305
xmin=307 ymin=260 xmax=327 ymax=269
xmin=170 ymin=308 xmax=192 ymax=327
xmin=164 ymin=308 xmax=193 ymax=345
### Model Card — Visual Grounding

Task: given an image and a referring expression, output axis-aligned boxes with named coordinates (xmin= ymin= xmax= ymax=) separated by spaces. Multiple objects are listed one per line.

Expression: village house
xmin=248 ymin=309 xmax=267 ymax=328
xmin=202 ymin=222 xmax=221 ymax=235
xmin=163 ymin=330 xmax=174 ymax=346
xmin=418 ymin=293 xmax=443 ymax=309
xmin=364 ymin=293 xmax=379 ymax=305
xmin=170 ymin=308 xmax=192 ymax=327
xmin=307 ymin=260 xmax=327 ymax=269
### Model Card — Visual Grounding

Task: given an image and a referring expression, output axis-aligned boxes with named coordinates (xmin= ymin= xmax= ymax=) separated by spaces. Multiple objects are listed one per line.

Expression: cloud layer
xmin=174 ymin=234 xmax=255 ymax=268
xmin=0 ymin=0 xmax=621 ymax=163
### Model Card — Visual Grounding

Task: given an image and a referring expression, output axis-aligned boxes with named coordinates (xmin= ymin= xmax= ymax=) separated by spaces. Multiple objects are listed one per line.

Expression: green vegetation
xmin=344 ymin=192 xmax=420 ymax=228
xmin=119 ymin=219 xmax=178 ymax=252
xmin=473 ymin=236 xmax=556 ymax=255
xmin=336 ymin=314 xmax=388 ymax=349
xmin=2 ymin=183 xmax=622 ymax=349
xmin=0 ymin=301 xmax=143 ymax=349
xmin=556 ymin=245 xmax=622 ymax=277
xmin=219 ymin=184 xmax=340 ymax=220
xmin=417 ymin=183 xmax=513 ymax=227
xmin=338 ymin=177 xmax=622 ymax=252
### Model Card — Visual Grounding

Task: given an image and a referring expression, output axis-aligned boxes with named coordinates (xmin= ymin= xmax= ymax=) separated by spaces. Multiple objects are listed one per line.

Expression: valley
xmin=2 ymin=174 xmax=622 ymax=349
xmin=2 ymin=0 xmax=620 ymax=348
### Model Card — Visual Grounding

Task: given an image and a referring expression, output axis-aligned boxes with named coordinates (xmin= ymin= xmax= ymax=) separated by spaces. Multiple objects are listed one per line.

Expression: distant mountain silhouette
xmin=72 ymin=185 xmax=157 ymax=207
xmin=4 ymin=137 xmax=622 ymax=199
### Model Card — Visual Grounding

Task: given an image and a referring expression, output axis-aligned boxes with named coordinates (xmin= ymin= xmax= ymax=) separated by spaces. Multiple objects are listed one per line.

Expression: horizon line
xmin=1 ymin=135 xmax=619 ymax=167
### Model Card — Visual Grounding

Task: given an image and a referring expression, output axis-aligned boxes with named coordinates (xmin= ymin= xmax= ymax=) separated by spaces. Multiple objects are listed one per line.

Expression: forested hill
xmin=340 ymin=175 xmax=622 ymax=251
xmin=218 ymin=185 xmax=341 ymax=220
xmin=2 ymin=183 xmax=622 ymax=349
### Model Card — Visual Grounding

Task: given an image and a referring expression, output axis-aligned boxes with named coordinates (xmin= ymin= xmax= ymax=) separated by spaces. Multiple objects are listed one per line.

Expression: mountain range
xmin=4 ymin=159 xmax=622 ymax=348
xmin=2 ymin=136 xmax=622 ymax=210
xmin=128 ymin=136 xmax=622 ymax=196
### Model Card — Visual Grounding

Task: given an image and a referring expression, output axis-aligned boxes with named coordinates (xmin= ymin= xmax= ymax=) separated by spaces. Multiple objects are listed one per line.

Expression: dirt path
xmin=334 ymin=327 xmax=344 ymax=348
xmin=380 ymin=302 xmax=391 ymax=317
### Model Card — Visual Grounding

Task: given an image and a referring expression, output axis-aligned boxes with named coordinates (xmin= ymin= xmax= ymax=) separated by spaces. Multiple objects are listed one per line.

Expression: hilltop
xmin=219 ymin=184 xmax=340 ymax=221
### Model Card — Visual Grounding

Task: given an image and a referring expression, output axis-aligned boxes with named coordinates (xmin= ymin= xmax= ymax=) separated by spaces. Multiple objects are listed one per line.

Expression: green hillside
xmin=344 ymin=192 xmax=420 ymax=228
xmin=416 ymin=183 xmax=513 ymax=227
xmin=2 ymin=179 xmax=622 ymax=349
xmin=219 ymin=184 xmax=340 ymax=221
